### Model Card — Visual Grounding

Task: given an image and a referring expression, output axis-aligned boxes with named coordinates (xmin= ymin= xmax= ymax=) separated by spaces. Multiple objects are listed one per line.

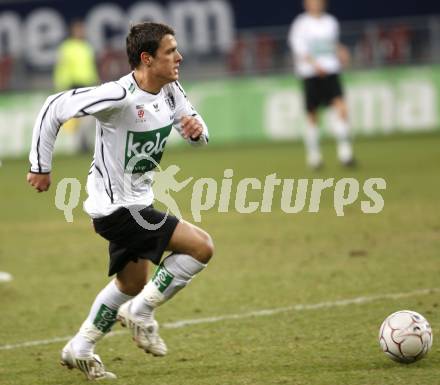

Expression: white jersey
xmin=288 ymin=13 xmax=341 ymax=78
xmin=29 ymin=73 xmax=209 ymax=218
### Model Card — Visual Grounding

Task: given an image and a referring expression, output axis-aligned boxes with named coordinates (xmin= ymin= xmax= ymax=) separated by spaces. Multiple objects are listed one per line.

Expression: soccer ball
xmin=379 ymin=310 xmax=433 ymax=363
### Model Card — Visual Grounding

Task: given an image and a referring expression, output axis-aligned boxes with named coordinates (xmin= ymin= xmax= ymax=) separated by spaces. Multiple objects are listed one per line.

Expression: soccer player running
xmin=27 ymin=22 xmax=214 ymax=380
xmin=288 ymin=0 xmax=355 ymax=169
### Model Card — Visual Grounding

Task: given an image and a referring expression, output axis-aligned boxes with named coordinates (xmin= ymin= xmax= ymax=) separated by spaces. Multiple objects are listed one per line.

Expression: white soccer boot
xmin=117 ymin=301 xmax=167 ymax=356
xmin=61 ymin=341 xmax=117 ymax=381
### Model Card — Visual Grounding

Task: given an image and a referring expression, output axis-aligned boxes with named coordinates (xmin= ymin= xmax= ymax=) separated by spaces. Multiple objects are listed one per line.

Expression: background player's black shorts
xmin=303 ymin=74 xmax=344 ymax=112
xmin=93 ymin=206 xmax=179 ymax=276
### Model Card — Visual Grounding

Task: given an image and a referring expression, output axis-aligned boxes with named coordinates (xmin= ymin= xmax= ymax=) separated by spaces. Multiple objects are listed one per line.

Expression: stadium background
xmin=0 ymin=1 xmax=440 ymax=385
xmin=1 ymin=0 xmax=440 ymax=156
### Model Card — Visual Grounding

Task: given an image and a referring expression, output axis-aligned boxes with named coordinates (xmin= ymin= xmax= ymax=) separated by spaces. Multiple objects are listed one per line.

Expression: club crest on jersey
xmin=135 ymin=105 xmax=146 ymax=123
xmin=124 ymin=124 xmax=173 ymax=173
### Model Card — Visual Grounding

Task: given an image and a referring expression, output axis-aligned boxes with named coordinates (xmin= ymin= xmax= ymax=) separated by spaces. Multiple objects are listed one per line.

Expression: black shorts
xmin=93 ymin=206 xmax=179 ymax=276
xmin=303 ymin=74 xmax=343 ymax=112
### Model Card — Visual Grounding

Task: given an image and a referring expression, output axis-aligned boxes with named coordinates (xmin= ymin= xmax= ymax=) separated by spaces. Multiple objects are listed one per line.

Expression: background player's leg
xmin=304 ymin=110 xmax=323 ymax=169
xmin=331 ymin=97 xmax=354 ymax=166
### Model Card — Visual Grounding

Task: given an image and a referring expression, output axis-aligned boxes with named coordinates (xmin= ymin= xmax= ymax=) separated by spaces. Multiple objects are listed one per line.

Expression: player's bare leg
xmin=331 ymin=97 xmax=355 ymax=166
xmin=117 ymin=220 xmax=214 ymax=356
xmin=166 ymin=220 xmax=214 ymax=264
xmin=116 ymin=259 xmax=149 ymax=295
xmin=332 ymin=97 xmax=348 ymax=121
xmin=304 ymin=110 xmax=323 ymax=169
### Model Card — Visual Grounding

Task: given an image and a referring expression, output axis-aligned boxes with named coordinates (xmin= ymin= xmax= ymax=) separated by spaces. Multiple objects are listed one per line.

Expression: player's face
xmin=304 ymin=0 xmax=325 ymax=14
xmin=150 ymin=34 xmax=183 ymax=83
xmin=71 ymin=21 xmax=86 ymax=40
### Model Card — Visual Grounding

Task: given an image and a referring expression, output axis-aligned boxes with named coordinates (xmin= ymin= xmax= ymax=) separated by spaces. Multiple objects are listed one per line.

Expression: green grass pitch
xmin=0 ymin=133 xmax=439 ymax=385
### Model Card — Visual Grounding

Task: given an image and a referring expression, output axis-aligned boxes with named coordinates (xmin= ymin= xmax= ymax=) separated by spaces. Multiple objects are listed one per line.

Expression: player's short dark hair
xmin=126 ymin=22 xmax=175 ymax=69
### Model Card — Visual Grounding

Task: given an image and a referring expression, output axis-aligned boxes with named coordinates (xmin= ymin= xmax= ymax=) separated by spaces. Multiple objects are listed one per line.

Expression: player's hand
xmin=315 ymin=64 xmax=328 ymax=77
xmin=27 ymin=172 xmax=51 ymax=192
xmin=338 ymin=44 xmax=351 ymax=68
xmin=305 ymin=55 xmax=328 ymax=77
xmin=181 ymin=116 xmax=203 ymax=140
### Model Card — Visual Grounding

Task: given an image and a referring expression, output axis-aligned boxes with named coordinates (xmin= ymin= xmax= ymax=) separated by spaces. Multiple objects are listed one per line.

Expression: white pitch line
xmin=0 ymin=288 xmax=437 ymax=351
xmin=163 ymin=288 xmax=439 ymax=329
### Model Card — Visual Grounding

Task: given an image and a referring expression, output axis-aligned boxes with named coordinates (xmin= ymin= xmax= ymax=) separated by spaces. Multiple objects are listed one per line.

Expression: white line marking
xmin=0 ymin=288 xmax=437 ymax=351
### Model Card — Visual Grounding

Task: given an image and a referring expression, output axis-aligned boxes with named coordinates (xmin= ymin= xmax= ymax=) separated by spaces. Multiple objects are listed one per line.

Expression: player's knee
xmin=334 ymin=99 xmax=348 ymax=119
xmin=193 ymin=232 xmax=214 ymax=264
xmin=337 ymin=107 xmax=348 ymax=121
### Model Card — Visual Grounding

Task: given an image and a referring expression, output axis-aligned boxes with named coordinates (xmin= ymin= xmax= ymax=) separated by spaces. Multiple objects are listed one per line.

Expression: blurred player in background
xmin=54 ymin=19 xmax=99 ymax=91
xmin=288 ymin=0 xmax=355 ymax=169
xmin=27 ymin=22 xmax=213 ymax=380
xmin=54 ymin=19 xmax=99 ymax=152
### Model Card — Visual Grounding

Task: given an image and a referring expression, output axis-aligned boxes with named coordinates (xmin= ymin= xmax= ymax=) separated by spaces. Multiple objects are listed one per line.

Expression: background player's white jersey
xmin=288 ymin=13 xmax=341 ymax=78
xmin=29 ymin=73 xmax=209 ymax=218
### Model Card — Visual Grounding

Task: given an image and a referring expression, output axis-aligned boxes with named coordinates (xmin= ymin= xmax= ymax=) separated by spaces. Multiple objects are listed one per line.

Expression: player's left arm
xmin=337 ymin=43 xmax=351 ymax=68
xmin=333 ymin=17 xmax=350 ymax=68
xmin=170 ymin=81 xmax=209 ymax=146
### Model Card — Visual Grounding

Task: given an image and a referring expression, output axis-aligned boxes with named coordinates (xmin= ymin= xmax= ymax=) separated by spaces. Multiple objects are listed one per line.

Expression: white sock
xmin=303 ymin=124 xmax=322 ymax=167
xmin=71 ymin=279 xmax=133 ymax=357
xmin=130 ymin=253 xmax=206 ymax=322
xmin=332 ymin=114 xmax=353 ymax=163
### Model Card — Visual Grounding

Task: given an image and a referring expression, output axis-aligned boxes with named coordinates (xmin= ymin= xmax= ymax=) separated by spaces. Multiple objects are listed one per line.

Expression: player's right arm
xmin=27 ymin=172 xmax=51 ymax=192
xmin=27 ymin=82 xmax=127 ymax=192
